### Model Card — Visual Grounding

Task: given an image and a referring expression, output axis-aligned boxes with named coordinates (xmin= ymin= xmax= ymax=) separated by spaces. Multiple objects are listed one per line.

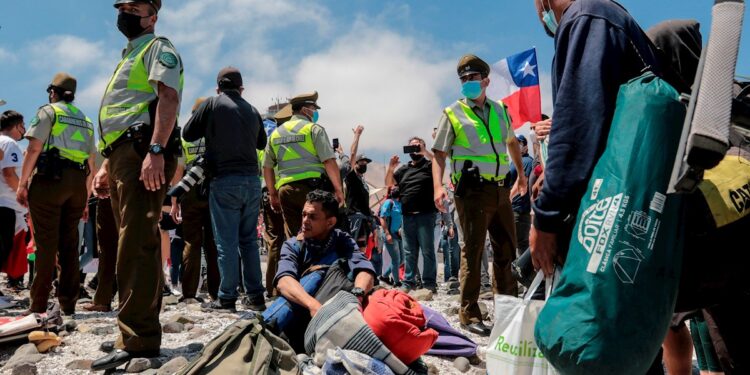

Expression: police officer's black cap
xmin=457 ymin=54 xmax=490 ymax=78
xmin=114 ymin=0 xmax=161 ymax=12
xmin=289 ymin=91 xmax=321 ymax=109
xmin=217 ymin=66 xmax=243 ymax=89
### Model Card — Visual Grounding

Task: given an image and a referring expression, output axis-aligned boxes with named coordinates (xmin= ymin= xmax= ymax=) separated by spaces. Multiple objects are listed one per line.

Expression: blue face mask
xmin=312 ymin=110 xmax=319 ymax=123
xmin=461 ymin=80 xmax=483 ymax=100
xmin=542 ymin=7 xmax=558 ymax=36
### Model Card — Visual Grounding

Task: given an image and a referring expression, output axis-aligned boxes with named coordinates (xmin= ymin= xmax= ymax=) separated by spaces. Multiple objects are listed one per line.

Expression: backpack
xmin=178 ymin=315 xmax=299 ymax=375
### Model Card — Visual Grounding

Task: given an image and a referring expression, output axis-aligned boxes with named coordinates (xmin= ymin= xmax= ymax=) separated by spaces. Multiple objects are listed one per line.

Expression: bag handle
xmin=523 ymin=268 xmax=561 ymax=302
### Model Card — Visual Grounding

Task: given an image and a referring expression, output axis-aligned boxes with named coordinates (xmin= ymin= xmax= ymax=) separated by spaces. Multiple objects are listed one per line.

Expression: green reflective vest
xmin=269 ymin=119 xmax=325 ymax=189
xmin=444 ymin=100 xmax=512 ymax=183
xmin=181 ymin=138 xmax=205 ymax=165
xmin=47 ymin=102 xmax=94 ymax=164
xmin=98 ymin=36 xmax=184 ymax=152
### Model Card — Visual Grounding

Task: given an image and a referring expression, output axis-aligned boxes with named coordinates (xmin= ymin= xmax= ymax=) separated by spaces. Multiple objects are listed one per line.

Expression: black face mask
xmin=356 ymin=165 xmax=367 ymax=174
xmin=409 ymin=153 xmax=424 ymax=162
xmin=117 ymin=12 xmax=148 ymax=39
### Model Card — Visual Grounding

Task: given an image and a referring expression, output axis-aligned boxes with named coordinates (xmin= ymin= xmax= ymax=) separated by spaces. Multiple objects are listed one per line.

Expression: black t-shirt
xmin=393 ymin=158 xmax=436 ymax=215
xmin=345 ymin=170 xmax=370 ymax=215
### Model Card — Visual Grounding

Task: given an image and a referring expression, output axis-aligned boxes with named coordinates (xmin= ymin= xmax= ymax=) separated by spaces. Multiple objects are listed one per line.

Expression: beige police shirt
xmin=26 ymin=104 xmax=96 ymax=155
xmin=263 ymin=115 xmax=336 ymax=168
xmin=432 ymin=97 xmax=515 ymax=153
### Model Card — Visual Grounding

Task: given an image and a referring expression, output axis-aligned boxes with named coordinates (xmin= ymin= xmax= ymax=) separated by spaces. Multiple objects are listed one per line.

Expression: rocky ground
xmin=0 ymin=259 xmax=493 ymax=375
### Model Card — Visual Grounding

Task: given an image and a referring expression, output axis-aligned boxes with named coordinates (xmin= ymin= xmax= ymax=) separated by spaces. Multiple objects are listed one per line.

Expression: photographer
xmin=385 ymin=137 xmax=437 ymax=293
xmin=183 ymin=67 xmax=267 ymax=312
xmin=16 ymin=73 xmax=95 ymax=315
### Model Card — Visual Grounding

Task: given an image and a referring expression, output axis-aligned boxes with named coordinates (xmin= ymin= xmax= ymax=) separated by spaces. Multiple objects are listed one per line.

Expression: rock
xmin=188 ymin=327 xmax=208 ymax=340
xmin=453 ymin=357 xmax=471 ymax=373
xmin=2 ymin=344 xmax=43 ymax=372
xmin=157 ymin=356 xmax=188 ymax=375
xmin=184 ymin=323 xmax=194 ymax=331
xmin=126 ymin=357 xmax=152 ymax=373
xmin=77 ymin=324 xmax=93 ymax=334
xmin=11 ymin=363 xmax=37 ymax=375
xmin=169 ymin=314 xmax=197 ymax=325
xmin=468 ymin=354 xmax=483 ymax=365
xmin=448 ymin=281 xmax=461 ymax=290
xmin=409 ymin=289 xmax=433 ymax=301
xmin=163 ymin=322 xmax=184 ymax=333
xmin=187 ymin=343 xmax=204 ymax=353
xmin=187 ymin=304 xmax=203 ymax=312
xmin=58 ymin=331 xmax=69 ymax=338
xmin=480 ymin=291 xmax=494 ymax=300
xmin=478 ymin=302 xmax=490 ymax=321
xmin=450 ymin=294 xmax=462 ymax=302
xmin=92 ymin=326 xmax=116 ymax=335
xmin=443 ymin=306 xmax=459 ymax=315
xmin=63 ymin=320 xmax=77 ymax=332
xmin=141 ymin=370 xmax=158 ymax=375
xmin=427 ymin=363 xmax=439 ymax=375
xmin=176 ymin=302 xmax=186 ymax=309
xmin=471 ymin=369 xmax=486 ymax=375
xmin=447 ymin=288 xmax=460 ymax=295
xmin=163 ymin=295 xmax=180 ymax=305
xmin=65 ymin=359 xmax=93 ymax=370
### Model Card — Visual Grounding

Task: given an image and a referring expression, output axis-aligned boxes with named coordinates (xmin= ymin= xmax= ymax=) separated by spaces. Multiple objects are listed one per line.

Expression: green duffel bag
xmin=534 ymin=72 xmax=686 ymax=375
xmin=178 ymin=315 xmax=299 ymax=375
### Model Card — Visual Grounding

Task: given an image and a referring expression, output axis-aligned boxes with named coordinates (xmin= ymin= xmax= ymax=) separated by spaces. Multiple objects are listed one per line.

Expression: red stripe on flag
xmin=501 ymin=86 xmax=542 ymax=129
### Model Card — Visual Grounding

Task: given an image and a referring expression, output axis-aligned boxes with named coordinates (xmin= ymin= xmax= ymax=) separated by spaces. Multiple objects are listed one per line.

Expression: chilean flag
xmin=487 ymin=48 xmax=542 ymax=132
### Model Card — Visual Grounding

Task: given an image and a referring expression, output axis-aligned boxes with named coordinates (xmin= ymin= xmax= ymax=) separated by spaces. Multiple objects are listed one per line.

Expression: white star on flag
xmin=519 ymin=61 xmax=536 ymax=77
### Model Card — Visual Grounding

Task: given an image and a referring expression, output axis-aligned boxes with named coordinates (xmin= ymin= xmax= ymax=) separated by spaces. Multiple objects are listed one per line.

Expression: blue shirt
xmin=379 ymin=199 xmax=403 ymax=234
xmin=509 ymin=154 xmax=534 ymax=213
xmin=273 ymin=229 xmax=375 ymax=286
xmin=532 ymin=0 xmax=659 ymax=233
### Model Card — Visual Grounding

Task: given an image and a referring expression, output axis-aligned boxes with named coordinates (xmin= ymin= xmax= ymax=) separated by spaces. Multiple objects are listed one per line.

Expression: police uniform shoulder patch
xmin=158 ymin=52 xmax=178 ymax=69
xmin=29 ymin=116 xmax=40 ymax=127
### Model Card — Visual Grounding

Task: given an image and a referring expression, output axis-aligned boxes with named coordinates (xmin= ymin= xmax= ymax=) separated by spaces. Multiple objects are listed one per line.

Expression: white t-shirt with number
xmin=0 ymin=135 xmax=24 ymax=212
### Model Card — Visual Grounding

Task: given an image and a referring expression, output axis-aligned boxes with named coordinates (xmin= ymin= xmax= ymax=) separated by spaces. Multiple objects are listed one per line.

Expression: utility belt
xmin=454 ymin=160 xmax=509 ymax=197
xmin=35 ymin=148 xmax=88 ymax=180
xmin=101 ymin=122 xmax=182 ymax=158
xmin=287 ymin=175 xmax=334 ymax=193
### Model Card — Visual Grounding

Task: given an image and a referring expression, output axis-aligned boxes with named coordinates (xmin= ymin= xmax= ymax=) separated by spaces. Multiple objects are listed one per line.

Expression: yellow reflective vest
xmin=47 ymin=102 xmax=94 ymax=164
xmin=444 ymin=100 xmax=513 ymax=183
xmin=269 ymin=119 xmax=325 ymax=189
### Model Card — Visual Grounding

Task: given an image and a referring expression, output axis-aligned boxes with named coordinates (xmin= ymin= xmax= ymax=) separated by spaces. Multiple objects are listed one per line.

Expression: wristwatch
xmin=148 ymin=143 xmax=165 ymax=155
xmin=351 ymin=287 xmax=366 ymax=299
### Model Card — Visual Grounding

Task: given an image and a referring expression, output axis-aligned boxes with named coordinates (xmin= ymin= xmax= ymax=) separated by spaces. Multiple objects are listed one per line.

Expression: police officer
xmin=263 ymin=92 xmax=345 ymax=238
xmin=432 ymin=55 xmax=528 ymax=336
xmin=259 ymin=105 xmax=291 ymax=298
xmin=170 ymin=97 xmax=219 ymax=303
xmin=16 ymin=73 xmax=95 ymax=316
xmin=91 ymin=0 xmax=183 ymax=369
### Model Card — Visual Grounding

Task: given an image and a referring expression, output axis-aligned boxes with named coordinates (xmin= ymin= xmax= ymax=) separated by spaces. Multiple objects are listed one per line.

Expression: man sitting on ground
xmin=263 ymin=189 xmax=375 ymax=352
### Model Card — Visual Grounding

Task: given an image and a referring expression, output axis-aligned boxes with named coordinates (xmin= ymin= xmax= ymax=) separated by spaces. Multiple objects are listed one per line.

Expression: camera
xmin=168 ymin=156 xmax=207 ymax=199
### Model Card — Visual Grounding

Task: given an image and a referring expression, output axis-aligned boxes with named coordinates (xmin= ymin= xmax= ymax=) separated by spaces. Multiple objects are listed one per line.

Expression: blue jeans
xmin=402 ymin=212 xmax=436 ymax=289
xmin=441 ymin=224 xmax=460 ymax=281
xmin=383 ymin=236 xmax=402 ymax=283
xmin=209 ymin=175 xmax=263 ymax=301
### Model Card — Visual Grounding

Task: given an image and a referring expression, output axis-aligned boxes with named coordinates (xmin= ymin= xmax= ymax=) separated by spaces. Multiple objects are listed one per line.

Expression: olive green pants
xmin=262 ymin=190 xmax=286 ymax=296
xmin=278 ymin=180 xmax=316 ymax=238
xmin=455 ymin=183 xmax=518 ymax=324
xmin=93 ymin=197 xmax=118 ymax=307
xmin=28 ymin=168 xmax=88 ymax=314
xmin=108 ymin=143 xmax=176 ymax=352
xmin=180 ymin=187 xmax=219 ymax=300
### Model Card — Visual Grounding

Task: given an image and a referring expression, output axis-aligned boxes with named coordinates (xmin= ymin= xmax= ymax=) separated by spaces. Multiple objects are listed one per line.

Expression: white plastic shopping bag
xmin=486 ymin=271 xmax=559 ymax=375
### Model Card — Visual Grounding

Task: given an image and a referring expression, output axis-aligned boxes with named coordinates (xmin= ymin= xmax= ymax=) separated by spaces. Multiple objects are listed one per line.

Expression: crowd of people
xmin=0 ymin=0 xmax=748 ymax=374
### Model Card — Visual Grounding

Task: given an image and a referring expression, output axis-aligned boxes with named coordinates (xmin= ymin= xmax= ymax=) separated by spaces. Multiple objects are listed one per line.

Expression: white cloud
xmin=0 ymin=47 xmax=17 ymax=64
xmin=540 ymin=72 xmax=554 ymax=116
xmin=27 ymin=35 xmax=108 ymax=71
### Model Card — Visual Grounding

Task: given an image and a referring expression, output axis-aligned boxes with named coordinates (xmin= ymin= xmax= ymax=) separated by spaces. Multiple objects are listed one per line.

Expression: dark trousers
xmin=514 ymin=211 xmax=531 ymax=258
xmin=93 ymin=198 xmax=118 ymax=306
xmin=180 ymin=188 xmax=219 ymax=300
xmin=455 ymin=183 xmax=517 ymax=324
xmin=28 ymin=169 xmax=87 ymax=313
xmin=108 ymin=144 xmax=176 ymax=352
xmin=278 ymin=180 xmax=315 ymax=238
xmin=0 ymin=207 xmax=15 ymax=272
xmin=262 ymin=190 xmax=286 ymax=296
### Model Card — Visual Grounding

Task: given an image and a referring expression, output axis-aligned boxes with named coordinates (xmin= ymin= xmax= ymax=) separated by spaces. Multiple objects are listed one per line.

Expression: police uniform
xmin=25 ymin=72 xmax=95 ymax=314
xmin=260 ymin=106 xmax=291 ymax=296
xmin=432 ymin=55 xmax=519 ymax=327
xmin=99 ymin=0 xmax=183 ymax=354
xmin=263 ymin=92 xmax=336 ymax=238
xmin=179 ymin=135 xmax=219 ymax=301
xmin=90 ymin=197 xmax=118 ymax=309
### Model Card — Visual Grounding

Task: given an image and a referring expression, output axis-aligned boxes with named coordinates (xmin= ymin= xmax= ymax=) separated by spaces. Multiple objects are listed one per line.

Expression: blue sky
xmin=1 ymin=0 xmax=749 ymax=161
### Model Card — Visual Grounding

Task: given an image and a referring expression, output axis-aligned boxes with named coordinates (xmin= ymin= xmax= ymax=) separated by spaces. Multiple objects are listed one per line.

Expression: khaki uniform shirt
xmin=263 ymin=115 xmax=336 ymax=168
